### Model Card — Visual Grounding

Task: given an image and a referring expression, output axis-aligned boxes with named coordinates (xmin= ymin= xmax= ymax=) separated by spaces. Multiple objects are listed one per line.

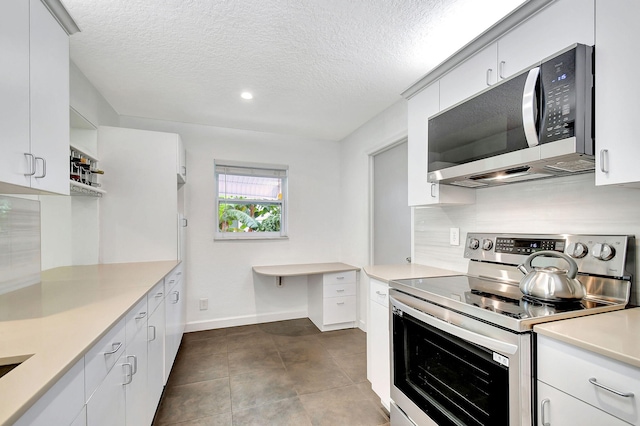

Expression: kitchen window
xmin=214 ymin=160 xmax=288 ymax=240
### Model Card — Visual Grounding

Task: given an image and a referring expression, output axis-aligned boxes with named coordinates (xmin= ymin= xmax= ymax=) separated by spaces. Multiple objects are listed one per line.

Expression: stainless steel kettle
xmin=516 ymin=251 xmax=586 ymax=301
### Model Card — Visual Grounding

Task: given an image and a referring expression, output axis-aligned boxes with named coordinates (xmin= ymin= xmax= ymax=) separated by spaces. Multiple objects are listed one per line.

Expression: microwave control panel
xmin=539 ymin=47 xmax=577 ymax=144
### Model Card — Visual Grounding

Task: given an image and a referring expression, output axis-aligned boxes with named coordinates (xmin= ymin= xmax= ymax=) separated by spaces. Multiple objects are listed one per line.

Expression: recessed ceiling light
xmin=241 ymin=92 xmax=253 ymax=100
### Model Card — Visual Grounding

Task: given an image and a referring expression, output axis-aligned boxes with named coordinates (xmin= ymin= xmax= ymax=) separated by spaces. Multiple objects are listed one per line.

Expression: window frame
xmin=214 ymin=159 xmax=289 ymax=241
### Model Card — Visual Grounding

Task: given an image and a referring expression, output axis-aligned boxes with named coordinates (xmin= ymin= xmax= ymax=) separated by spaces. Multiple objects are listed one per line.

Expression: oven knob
xmin=482 ymin=239 xmax=493 ymax=251
xmin=567 ymin=242 xmax=588 ymax=258
xmin=468 ymin=238 xmax=480 ymax=250
xmin=592 ymin=243 xmax=616 ymax=261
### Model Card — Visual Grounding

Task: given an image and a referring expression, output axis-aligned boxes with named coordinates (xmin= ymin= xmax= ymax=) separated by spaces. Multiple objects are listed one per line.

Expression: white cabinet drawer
xmin=126 ymin=297 xmax=148 ymax=343
xmin=369 ymin=279 xmax=389 ymax=308
xmin=13 ymin=358 xmax=85 ymax=426
xmin=166 ymin=265 xmax=183 ymax=291
xmin=323 ymin=270 xmax=356 ymax=286
xmin=85 ymin=318 xmax=125 ymax=400
xmin=323 ymin=295 xmax=356 ymax=325
xmin=537 ymin=380 xmax=629 ymax=426
xmin=323 ymin=282 xmax=356 ymax=298
xmin=537 ymin=334 xmax=640 ymax=424
xmin=147 ymin=280 xmax=165 ymax=315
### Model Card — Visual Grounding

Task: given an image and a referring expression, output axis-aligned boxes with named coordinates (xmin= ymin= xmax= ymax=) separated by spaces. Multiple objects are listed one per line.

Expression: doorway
xmin=372 ymin=140 xmax=411 ymax=265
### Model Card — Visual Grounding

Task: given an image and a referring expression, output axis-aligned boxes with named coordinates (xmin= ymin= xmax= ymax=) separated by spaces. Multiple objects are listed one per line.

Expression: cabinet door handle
xmin=499 ymin=61 xmax=506 ymax=79
xmin=486 ymin=68 xmax=493 ymax=86
xmin=540 ymin=398 xmax=550 ymax=426
xmin=182 ymin=218 xmax=188 ymax=227
xmin=104 ymin=342 xmax=122 ymax=356
xmin=24 ymin=153 xmax=36 ymax=176
xmin=135 ymin=311 xmax=147 ymax=320
xmin=122 ymin=363 xmax=133 ymax=385
xmin=35 ymin=157 xmax=46 ymax=178
xmin=588 ymin=377 xmax=634 ymax=398
xmin=127 ymin=355 xmax=138 ymax=375
xmin=599 ymin=149 xmax=609 ymax=173
xmin=430 ymin=183 xmax=436 ymax=198
xmin=182 ymin=165 xmax=187 ymax=176
xmin=171 ymin=291 xmax=180 ymax=304
xmin=148 ymin=325 xmax=157 ymax=342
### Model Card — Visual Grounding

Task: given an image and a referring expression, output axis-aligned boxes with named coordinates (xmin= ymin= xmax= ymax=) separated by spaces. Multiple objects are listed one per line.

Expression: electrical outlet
xmin=450 ymin=227 xmax=460 ymax=246
xmin=199 ymin=298 xmax=208 ymax=310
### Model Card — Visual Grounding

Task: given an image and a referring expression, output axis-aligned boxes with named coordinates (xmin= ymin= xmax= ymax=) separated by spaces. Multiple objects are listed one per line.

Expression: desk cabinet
xmin=308 ymin=270 xmax=357 ymax=332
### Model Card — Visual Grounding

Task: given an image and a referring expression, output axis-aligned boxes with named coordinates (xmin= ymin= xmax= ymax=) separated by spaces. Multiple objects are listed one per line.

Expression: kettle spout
xmin=517 ymin=263 xmax=529 ymax=275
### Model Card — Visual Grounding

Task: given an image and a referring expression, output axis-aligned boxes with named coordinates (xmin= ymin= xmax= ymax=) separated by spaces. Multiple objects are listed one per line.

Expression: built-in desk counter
xmin=253 ymin=263 xmax=360 ymax=332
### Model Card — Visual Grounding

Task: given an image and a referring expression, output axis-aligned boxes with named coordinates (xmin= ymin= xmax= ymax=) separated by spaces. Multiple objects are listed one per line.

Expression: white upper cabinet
xmin=177 ymin=137 xmax=187 ymax=184
xmin=0 ymin=1 xmax=31 ymax=189
xmin=408 ymin=81 xmax=475 ymax=206
xmin=440 ymin=0 xmax=595 ymax=112
xmin=0 ymin=0 xmax=73 ymax=195
xmin=497 ymin=0 xmax=595 ymax=80
xmin=439 ymin=43 xmax=498 ymax=111
xmin=408 ymin=82 xmax=440 ymax=206
xmin=594 ymin=0 xmax=640 ymax=187
xmin=29 ymin=0 xmax=70 ymax=194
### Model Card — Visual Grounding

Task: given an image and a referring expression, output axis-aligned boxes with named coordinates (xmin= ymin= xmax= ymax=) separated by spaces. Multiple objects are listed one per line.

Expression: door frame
xmin=367 ymin=131 xmax=411 ymax=267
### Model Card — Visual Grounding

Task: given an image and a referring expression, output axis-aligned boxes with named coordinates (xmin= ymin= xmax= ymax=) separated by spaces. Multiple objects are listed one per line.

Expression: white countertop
xmin=252 ymin=262 xmax=359 ymax=277
xmin=363 ymin=263 xmax=459 ymax=283
xmin=534 ymin=307 xmax=640 ymax=369
xmin=0 ymin=261 xmax=179 ymax=426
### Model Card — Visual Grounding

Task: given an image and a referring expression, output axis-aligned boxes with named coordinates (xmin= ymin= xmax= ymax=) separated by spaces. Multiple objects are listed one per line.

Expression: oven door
xmin=390 ymin=289 xmax=532 ymax=426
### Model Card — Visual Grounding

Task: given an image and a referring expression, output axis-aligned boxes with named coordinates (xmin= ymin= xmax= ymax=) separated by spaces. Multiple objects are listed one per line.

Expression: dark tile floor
xmin=153 ymin=318 xmax=390 ymax=426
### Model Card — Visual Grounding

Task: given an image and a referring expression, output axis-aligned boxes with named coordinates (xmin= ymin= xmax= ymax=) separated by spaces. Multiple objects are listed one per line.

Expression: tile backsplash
xmin=0 ymin=196 xmax=41 ymax=294
xmin=414 ymin=173 xmax=640 ymax=304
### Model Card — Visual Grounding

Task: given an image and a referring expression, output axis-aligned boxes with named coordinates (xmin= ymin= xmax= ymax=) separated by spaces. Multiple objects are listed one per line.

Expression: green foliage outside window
xmin=218 ymin=197 xmax=281 ymax=232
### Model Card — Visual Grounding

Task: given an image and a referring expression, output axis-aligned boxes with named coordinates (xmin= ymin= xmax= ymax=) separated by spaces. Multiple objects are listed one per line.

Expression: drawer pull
xmin=336 ymin=276 xmax=345 ymax=280
xmin=104 ymin=342 xmax=122 ymax=356
xmin=375 ymin=291 xmax=387 ymax=296
xmin=540 ymin=398 xmax=550 ymax=426
xmin=155 ymin=292 xmax=164 ymax=298
xmin=336 ymin=289 xmax=345 ymax=292
xmin=588 ymin=377 xmax=634 ymax=398
xmin=135 ymin=311 xmax=147 ymax=320
xmin=337 ymin=302 xmax=345 ymax=305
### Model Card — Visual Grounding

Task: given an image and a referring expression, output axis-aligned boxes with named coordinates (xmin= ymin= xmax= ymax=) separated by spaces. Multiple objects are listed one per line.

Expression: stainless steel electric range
xmin=389 ymin=233 xmax=635 ymax=426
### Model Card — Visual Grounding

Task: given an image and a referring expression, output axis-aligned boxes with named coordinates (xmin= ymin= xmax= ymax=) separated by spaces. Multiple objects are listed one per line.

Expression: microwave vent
xmin=544 ymin=159 xmax=595 ymax=173
xmin=451 ymin=180 xmax=487 ymax=188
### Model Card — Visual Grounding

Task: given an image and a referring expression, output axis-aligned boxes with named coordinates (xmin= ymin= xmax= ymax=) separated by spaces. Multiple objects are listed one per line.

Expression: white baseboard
xmin=359 ymin=318 xmax=366 ymax=332
xmin=185 ymin=310 xmax=308 ymax=332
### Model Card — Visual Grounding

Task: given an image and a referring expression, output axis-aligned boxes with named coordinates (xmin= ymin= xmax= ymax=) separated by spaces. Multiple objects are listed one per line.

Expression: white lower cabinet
xmin=537 ymin=381 xmax=628 ymax=426
xmin=164 ymin=269 xmax=184 ymax=382
xmin=147 ymin=297 xmax=166 ymax=421
xmin=16 ymin=267 xmax=185 ymax=426
xmin=367 ymin=278 xmax=390 ymax=410
xmin=86 ymin=353 xmax=127 ymax=426
xmin=308 ymin=270 xmax=358 ymax=332
xmin=537 ymin=334 xmax=640 ymax=425
xmin=13 ymin=358 xmax=85 ymax=426
xmin=124 ymin=298 xmax=149 ymax=426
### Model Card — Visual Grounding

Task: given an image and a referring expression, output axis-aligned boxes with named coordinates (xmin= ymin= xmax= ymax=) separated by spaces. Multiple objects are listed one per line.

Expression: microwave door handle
xmin=522 ymin=67 xmax=540 ymax=148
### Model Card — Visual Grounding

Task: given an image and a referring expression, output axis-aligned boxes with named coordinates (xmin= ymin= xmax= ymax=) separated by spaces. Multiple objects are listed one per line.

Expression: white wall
xmin=414 ymin=173 xmax=640 ymax=304
xmin=338 ymin=99 xmax=408 ymax=329
xmin=118 ymin=115 xmax=342 ymax=330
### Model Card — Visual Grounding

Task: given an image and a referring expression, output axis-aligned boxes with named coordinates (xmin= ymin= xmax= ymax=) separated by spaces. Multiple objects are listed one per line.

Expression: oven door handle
xmin=391 ymin=297 xmax=518 ymax=355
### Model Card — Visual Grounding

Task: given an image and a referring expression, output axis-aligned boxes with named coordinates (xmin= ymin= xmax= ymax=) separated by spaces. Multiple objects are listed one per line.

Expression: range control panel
xmin=464 ymin=233 xmax=633 ymax=279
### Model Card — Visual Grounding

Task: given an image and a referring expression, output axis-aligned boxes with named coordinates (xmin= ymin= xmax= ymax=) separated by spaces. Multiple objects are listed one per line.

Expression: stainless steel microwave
xmin=427 ymin=44 xmax=594 ymax=188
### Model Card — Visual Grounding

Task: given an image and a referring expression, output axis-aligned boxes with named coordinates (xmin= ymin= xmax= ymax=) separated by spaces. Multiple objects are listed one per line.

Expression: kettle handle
xmin=520 ymin=250 xmax=578 ymax=278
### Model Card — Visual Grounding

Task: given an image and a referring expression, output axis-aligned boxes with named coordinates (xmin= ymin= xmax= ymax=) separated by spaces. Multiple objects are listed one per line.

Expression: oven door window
xmin=394 ymin=312 xmax=509 ymax=426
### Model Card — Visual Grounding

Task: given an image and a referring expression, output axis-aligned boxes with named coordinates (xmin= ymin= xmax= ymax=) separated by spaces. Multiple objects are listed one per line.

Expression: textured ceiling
xmin=61 ymin=0 xmax=526 ymax=141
